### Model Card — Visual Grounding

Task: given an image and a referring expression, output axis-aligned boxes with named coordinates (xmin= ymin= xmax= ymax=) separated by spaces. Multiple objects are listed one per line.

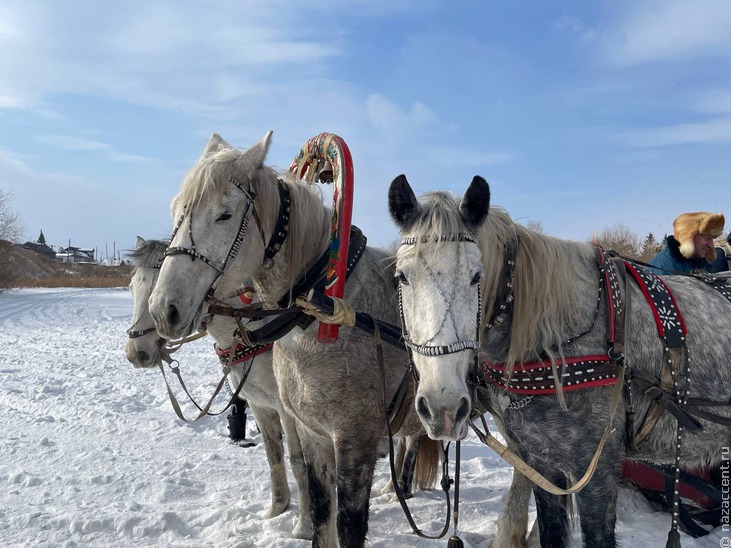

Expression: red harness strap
xmin=215 ymin=341 xmax=273 ymax=366
xmin=482 ymin=355 xmax=620 ymax=395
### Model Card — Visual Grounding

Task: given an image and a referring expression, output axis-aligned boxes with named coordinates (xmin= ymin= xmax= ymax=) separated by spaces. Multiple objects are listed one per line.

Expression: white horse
xmin=125 ymin=237 xmax=312 ymax=538
xmin=147 ymin=133 xmax=438 ymax=547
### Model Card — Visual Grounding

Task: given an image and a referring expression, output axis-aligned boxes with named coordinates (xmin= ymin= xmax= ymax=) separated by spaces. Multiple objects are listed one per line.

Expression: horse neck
xmin=252 ymin=179 xmax=331 ymax=305
xmin=206 ymin=315 xmax=239 ymax=349
xmin=480 ymin=220 xmax=600 ymax=364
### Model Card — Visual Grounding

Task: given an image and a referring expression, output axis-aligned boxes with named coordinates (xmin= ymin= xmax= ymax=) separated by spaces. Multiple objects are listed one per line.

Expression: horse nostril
xmin=166 ymin=304 xmax=179 ymax=327
xmin=416 ymin=396 xmax=431 ymax=421
xmin=137 ymin=350 xmax=150 ymax=364
xmin=455 ymin=397 xmax=470 ymax=423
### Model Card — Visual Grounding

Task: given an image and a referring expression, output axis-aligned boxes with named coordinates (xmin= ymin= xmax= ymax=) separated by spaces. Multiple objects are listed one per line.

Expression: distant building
xmin=22 ymin=241 xmax=56 ymax=261
xmin=56 ymin=246 xmax=97 ymax=264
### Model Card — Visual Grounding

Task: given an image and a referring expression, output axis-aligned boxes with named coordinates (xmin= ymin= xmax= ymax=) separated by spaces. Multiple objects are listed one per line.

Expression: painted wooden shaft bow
xmin=289 ymin=133 xmax=354 ymax=343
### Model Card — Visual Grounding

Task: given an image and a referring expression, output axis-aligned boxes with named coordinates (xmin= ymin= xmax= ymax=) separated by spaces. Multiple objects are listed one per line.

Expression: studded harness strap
xmin=481 ymin=246 xmax=626 ymax=394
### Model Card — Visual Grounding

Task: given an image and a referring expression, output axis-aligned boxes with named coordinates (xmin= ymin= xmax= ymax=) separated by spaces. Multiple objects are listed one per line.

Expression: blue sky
xmin=1 ymin=0 xmax=730 ymax=258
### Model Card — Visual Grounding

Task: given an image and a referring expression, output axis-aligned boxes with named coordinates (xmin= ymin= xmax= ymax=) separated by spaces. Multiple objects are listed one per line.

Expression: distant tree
xmin=0 ymin=190 xmax=23 ymax=243
xmin=640 ymin=232 xmax=662 ymax=262
xmin=526 ymin=220 xmax=545 ymax=234
xmin=593 ymin=223 xmax=642 ymax=259
xmin=37 ymin=230 xmax=46 ymax=245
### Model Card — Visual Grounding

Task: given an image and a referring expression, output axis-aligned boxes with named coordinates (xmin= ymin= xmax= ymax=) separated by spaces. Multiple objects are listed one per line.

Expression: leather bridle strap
xmin=126 ymin=326 xmax=157 ymax=339
xmin=164 ymin=176 xmax=258 ymax=301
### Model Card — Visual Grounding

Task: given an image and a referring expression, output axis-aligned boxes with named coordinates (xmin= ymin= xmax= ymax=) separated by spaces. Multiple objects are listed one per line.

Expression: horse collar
xmin=262 ymin=182 xmax=291 ymax=268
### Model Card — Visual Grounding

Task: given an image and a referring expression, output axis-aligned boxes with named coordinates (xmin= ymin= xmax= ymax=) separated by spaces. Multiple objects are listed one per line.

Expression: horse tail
xmin=415 ymin=435 xmax=440 ymax=490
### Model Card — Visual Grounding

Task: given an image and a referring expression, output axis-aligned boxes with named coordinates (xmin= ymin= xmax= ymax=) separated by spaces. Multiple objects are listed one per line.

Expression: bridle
xmin=163 ymin=176 xmax=291 ymax=302
xmin=164 ymin=176 xmax=256 ymax=302
xmin=397 ymin=233 xmax=482 ymax=379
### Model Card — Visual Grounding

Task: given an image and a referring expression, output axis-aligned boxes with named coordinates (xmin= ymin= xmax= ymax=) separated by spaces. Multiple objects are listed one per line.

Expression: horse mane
xmin=477 ymin=208 xmax=597 ymax=370
xmin=404 ymin=191 xmax=597 ymax=372
xmin=173 ymin=145 xmax=331 ymax=303
xmin=128 ymin=239 xmax=168 ymax=271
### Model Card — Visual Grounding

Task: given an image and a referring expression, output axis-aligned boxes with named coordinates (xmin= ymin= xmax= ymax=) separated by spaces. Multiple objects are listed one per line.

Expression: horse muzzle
xmin=415 ymin=393 xmax=471 ymax=441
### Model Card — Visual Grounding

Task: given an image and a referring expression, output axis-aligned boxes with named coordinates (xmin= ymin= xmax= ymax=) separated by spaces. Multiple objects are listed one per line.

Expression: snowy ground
xmin=0 ymin=288 xmax=724 ymax=547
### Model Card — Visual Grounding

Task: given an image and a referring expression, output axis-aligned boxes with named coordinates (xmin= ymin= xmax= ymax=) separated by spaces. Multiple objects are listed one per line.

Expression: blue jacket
xmin=709 ymin=246 xmax=730 ymax=272
xmin=647 ymin=236 xmax=724 ymax=275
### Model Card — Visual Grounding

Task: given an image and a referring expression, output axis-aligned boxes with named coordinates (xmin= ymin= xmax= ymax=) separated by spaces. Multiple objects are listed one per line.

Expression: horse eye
xmin=471 ymin=272 xmax=482 ymax=285
xmin=216 ymin=212 xmax=233 ymax=222
xmin=397 ymin=271 xmax=409 ymax=286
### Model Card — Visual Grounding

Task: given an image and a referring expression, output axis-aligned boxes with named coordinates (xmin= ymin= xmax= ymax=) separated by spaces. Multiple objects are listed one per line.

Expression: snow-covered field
xmin=0 ymin=288 xmax=723 ymax=547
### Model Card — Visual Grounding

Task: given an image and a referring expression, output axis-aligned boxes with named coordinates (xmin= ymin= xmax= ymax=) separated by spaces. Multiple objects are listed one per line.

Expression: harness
xmin=208 ymin=225 xmax=368 ymax=347
xmin=481 ymin=246 xmax=626 ymax=395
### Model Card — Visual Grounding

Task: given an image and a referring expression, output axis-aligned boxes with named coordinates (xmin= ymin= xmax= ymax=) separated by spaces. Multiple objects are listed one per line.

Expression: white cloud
xmin=695 ymin=88 xmax=731 ymax=114
xmin=34 ymin=134 xmax=163 ymax=165
xmin=35 ymin=135 xmax=110 ymax=151
xmin=0 ymin=1 xmax=342 ymax=115
xmin=553 ymin=15 xmax=597 ymax=43
xmin=366 ymin=94 xmax=438 ymax=136
xmin=425 ymin=146 xmax=516 ymax=169
xmin=602 ymin=0 xmax=731 ymax=66
xmin=613 ymin=116 xmax=731 ymax=148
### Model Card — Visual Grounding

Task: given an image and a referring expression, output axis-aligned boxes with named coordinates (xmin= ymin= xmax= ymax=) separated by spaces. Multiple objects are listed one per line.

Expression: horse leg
xmin=380 ymin=435 xmax=416 ymax=499
xmin=574 ymin=457 xmax=619 ymax=547
xmin=299 ymin=429 xmax=338 ymax=548
xmin=335 ymin=435 xmax=379 ymax=548
xmin=532 ymin=472 xmax=570 ymax=548
xmin=492 ymin=469 xmax=533 ymax=548
xmin=248 ymin=403 xmax=290 ymax=518
xmin=279 ymin=411 xmax=313 ymax=539
xmin=491 ymin=415 xmax=534 ymax=548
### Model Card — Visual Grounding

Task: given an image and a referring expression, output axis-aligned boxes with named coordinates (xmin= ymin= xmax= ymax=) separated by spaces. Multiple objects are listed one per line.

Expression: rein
xmin=372 ymin=321 xmax=455 ymax=541
xmin=153 ymin=318 xmax=258 ymax=424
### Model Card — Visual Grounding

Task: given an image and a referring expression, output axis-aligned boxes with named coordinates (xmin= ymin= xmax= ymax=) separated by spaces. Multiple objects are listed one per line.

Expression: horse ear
xmin=202 ymin=133 xmax=231 ymax=156
xmin=388 ymin=174 xmax=421 ymax=230
xmin=135 ymin=236 xmax=146 ymax=250
xmin=460 ymin=176 xmax=490 ymax=229
xmin=240 ymin=130 xmax=273 ymax=168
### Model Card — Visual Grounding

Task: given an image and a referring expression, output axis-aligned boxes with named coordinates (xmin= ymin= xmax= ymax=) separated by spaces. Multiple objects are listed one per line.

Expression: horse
xmin=388 ymin=174 xmax=731 ymax=547
xmin=147 ymin=132 xmax=438 ymax=547
xmin=125 ymin=236 xmax=313 ymax=538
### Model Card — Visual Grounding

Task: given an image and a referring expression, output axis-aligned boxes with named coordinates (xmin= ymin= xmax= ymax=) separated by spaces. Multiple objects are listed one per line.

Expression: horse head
xmin=149 ymin=131 xmax=282 ymax=340
xmin=125 ymin=236 xmax=167 ymax=368
xmin=388 ymin=174 xmax=490 ymax=440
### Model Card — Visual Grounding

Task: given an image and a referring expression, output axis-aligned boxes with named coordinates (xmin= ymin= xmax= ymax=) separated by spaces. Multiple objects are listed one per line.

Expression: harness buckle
xmin=607 ymin=347 xmax=624 ymax=365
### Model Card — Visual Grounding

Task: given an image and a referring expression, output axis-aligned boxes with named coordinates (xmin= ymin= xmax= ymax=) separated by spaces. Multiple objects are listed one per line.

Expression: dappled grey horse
xmin=147 ymin=133 xmax=437 ymax=547
xmin=388 ymin=174 xmax=731 ymax=547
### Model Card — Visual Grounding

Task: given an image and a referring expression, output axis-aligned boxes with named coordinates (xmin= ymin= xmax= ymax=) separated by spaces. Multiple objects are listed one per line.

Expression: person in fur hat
xmin=648 ymin=211 xmax=726 ymax=275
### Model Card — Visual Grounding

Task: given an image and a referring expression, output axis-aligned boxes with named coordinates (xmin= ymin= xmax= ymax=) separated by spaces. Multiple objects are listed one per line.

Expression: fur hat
xmin=673 ymin=212 xmax=725 ymax=261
